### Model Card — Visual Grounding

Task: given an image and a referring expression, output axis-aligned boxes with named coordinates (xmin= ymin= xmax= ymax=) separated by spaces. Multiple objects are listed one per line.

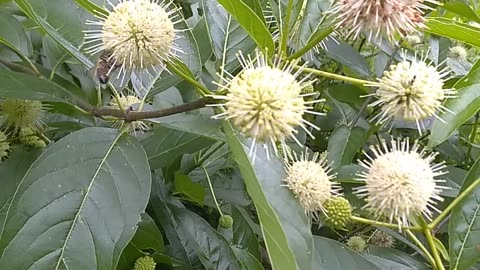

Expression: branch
xmin=89 ymin=98 xmax=207 ymax=121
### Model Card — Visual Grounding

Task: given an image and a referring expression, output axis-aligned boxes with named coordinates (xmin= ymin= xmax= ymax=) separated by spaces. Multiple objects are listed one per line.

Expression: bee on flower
xmin=208 ymin=50 xmax=325 ymax=157
xmin=366 ymin=55 xmax=456 ymax=132
xmin=83 ymin=0 xmax=182 ymax=85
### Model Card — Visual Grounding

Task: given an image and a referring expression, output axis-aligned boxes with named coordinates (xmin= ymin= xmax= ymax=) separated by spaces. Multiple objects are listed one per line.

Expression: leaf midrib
xmin=453 ymin=193 xmax=480 ymax=270
xmin=53 ymin=132 xmax=124 ymax=270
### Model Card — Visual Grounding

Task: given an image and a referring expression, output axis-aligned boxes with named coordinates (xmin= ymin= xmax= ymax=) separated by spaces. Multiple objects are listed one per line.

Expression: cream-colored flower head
xmin=283 ymin=152 xmax=340 ymax=219
xmin=0 ymin=99 xmax=46 ymax=133
xmin=355 ymin=138 xmax=447 ymax=229
xmin=110 ymin=94 xmax=148 ymax=133
xmin=210 ymin=51 xmax=323 ymax=156
xmin=332 ymin=0 xmax=437 ymax=41
xmin=367 ymin=56 xmax=455 ymax=132
xmin=84 ymin=0 xmax=180 ymax=82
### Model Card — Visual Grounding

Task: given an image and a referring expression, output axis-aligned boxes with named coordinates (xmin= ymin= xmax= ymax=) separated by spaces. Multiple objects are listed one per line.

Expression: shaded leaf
xmin=0 ymin=128 xmax=151 ymax=270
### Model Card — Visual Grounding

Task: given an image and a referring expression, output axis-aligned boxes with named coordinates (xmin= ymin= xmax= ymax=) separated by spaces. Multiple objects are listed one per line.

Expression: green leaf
xmin=232 ymin=206 xmax=260 ymax=259
xmin=324 ymin=39 xmax=371 ymax=78
xmin=174 ymin=173 xmax=205 ymax=205
xmin=150 ymin=114 xmax=225 ymax=141
xmin=442 ymin=1 xmax=480 ymax=23
xmin=117 ymin=213 xmax=166 ymax=270
xmin=0 ymin=148 xmax=43 ymax=236
xmin=0 ymin=10 xmax=32 ymax=58
xmin=14 ymin=0 xmax=94 ymax=68
xmin=224 ymin=122 xmax=314 ymax=270
xmin=232 ymin=247 xmax=264 ymax=270
xmin=327 ymin=125 xmax=366 ymax=169
xmin=424 ymin=18 xmax=480 ymax=48
xmin=366 ymin=247 xmax=430 ymax=270
xmin=428 ymin=83 xmax=480 ymax=148
xmin=142 ymin=125 xmax=216 ymax=170
xmin=433 ymin=237 xmax=450 ymax=262
xmin=0 ymin=127 xmax=151 ymax=270
xmin=313 ymin=236 xmax=381 ymax=270
xmin=171 ymin=207 xmax=242 ymax=269
xmin=0 ymin=70 xmax=87 ymax=102
xmin=202 ymin=0 xmax=256 ymax=73
xmin=216 ymin=0 xmax=274 ymax=55
xmin=449 ymin=156 xmax=480 ymax=270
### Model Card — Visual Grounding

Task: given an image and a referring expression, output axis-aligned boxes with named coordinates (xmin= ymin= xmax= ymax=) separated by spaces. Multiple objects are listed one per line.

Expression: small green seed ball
xmin=218 ymin=215 xmax=234 ymax=228
xmin=346 ymin=236 xmax=366 ymax=253
xmin=133 ymin=256 xmax=156 ymax=270
xmin=322 ymin=196 xmax=352 ymax=229
xmin=301 ymin=84 xmax=315 ymax=95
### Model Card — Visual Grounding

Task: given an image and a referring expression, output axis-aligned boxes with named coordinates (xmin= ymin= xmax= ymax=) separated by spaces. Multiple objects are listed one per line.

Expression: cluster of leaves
xmin=1 ymin=0 xmax=480 ymax=270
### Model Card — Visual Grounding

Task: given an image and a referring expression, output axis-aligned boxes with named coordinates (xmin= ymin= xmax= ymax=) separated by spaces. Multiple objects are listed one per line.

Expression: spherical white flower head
xmin=110 ymin=94 xmax=148 ymax=133
xmin=210 ymin=51 xmax=323 ymax=157
xmin=368 ymin=58 xmax=456 ymax=132
xmin=355 ymin=138 xmax=447 ymax=228
xmin=332 ymin=0 xmax=437 ymax=41
xmin=84 ymin=0 xmax=178 ymax=78
xmin=284 ymin=152 xmax=340 ymax=218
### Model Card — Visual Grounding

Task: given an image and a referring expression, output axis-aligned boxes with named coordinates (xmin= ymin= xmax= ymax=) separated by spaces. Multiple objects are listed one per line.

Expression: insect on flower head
xmin=84 ymin=0 xmax=182 ymax=84
xmin=208 ymin=50 xmax=324 ymax=158
xmin=366 ymin=54 xmax=456 ymax=133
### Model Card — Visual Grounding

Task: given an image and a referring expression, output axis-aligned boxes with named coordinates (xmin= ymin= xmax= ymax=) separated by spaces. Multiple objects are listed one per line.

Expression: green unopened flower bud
xmin=370 ymin=230 xmax=395 ymax=248
xmin=448 ymin=46 xmax=468 ymax=60
xmin=346 ymin=236 xmax=366 ymax=253
xmin=300 ymin=83 xmax=315 ymax=95
xmin=19 ymin=128 xmax=46 ymax=148
xmin=322 ymin=196 xmax=352 ymax=229
xmin=0 ymin=99 xmax=45 ymax=132
xmin=133 ymin=256 xmax=156 ymax=270
xmin=218 ymin=215 xmax=234 ymax=228
xmin=0 ymin=131 xmax=10 ymax=160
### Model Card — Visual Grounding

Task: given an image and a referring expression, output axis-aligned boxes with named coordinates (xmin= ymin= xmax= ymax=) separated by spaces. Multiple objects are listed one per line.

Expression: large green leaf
xmin=232 ymin=206 xmax=260 ymax=259
xmin=449 ymin=156 xmax=480 ymax=270
xmin=202 ymin=0 xmax=256 ymax=73
xmin=324 ymin=39 xmax=371 ymax=78
xmin=428 ymin=60 xmax=480 ymax=148
xmin=216 ymin=0 xmax=274 ymax=54
xmin=365 ymin=247 xmax=430 ymax=270
xmin=224 ymin=122 xmax=314 ymax=270
xmin=117 ymin=213 xmax=166 ymax=270
xmin=142 ymin=125 xmax=216 ymax=170
xmin=0 ymin=70 xmax=86 ymax=102
xmin=0 ymin=10 xmax=32 ymax=59
xmin=150 ymin=179 xmax=242 ymax=270
xmin=327 ymin=125 xmax=366 ymax=169
xmin=313 ymin=236 xmax=381 ymax=270
xmin=0 ymin=127 xmax=151 ymax=270
xmin=14 ymin=0 xmax=94 ymax=68
xmin=0 ymin=148 xmax=43 ymax=236
xmin=424 ymin=18 xmax=480 ymax=48
xmin=171 ymin=207 xmax=242 ymax=270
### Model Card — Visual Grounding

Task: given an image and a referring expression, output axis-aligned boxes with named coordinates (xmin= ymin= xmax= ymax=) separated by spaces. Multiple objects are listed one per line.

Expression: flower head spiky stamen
xmin=84 ymin=0 xmax=181 ymax=84
xmin=366 ymin=56 xmax=456 ymax=133
xmin=331 ymin=0 xmax=438 ymax=41
xmin=0 ymin=99 xmax=46 ymax=133
xmin=0 ymin=131 xmax=10 ymax=161
xmin=109 ymin=95 xmax=149 ymax=133
xmin=355 ymin=138 xmax=448 ymax=229
xmin=209 ymin=51 xmax=324 ymax=157
xmin=283 ymin=152 xmax=340 ymax=219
